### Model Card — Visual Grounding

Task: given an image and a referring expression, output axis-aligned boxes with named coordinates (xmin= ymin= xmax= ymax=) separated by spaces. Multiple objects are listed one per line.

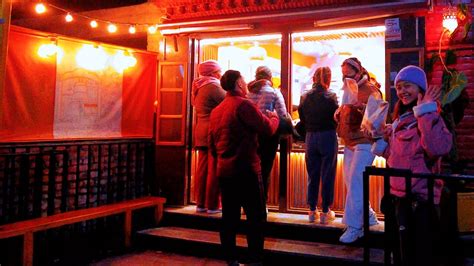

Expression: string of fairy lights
xmin=34 ymin=2 xmax=160 ymax=34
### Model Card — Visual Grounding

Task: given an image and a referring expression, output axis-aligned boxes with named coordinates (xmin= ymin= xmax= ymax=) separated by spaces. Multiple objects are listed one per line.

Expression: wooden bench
xmin=0 ymin=196 xmax=166 ymax=266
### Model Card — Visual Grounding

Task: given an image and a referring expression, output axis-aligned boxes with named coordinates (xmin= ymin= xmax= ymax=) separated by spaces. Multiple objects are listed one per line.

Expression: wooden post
xmin=23 ymin=232 xmax=34 ymax=266
xmin=155 ymin=203 xmax=163 ymax=224
xmin=0 ymin=0 xmax=11 ymax=125
xmin=124 ymin=210 xmax=132 ymax=248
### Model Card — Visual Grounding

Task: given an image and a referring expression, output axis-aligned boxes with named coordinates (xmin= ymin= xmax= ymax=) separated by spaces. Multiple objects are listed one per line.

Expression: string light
xmin=33 ymin=2 xmax=163 ymax=35
xmin=35 ymin=3 xmax=46 ymax=14
xmin=107 ymin=24 xmax=117 ymax=33
xmin=148 ymin=25 xmax=157 ymax=34
xmin=65 ymin=13 xmax=73 ymax=22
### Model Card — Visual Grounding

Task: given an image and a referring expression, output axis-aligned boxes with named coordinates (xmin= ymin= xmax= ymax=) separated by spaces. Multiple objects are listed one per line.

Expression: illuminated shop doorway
xmin=190 ymin=26 xmax=387 ymax=214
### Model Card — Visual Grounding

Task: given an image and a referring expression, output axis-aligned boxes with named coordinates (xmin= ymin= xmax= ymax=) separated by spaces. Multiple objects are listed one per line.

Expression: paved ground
xmin=90 ymin=250 xmax=226 ymax=266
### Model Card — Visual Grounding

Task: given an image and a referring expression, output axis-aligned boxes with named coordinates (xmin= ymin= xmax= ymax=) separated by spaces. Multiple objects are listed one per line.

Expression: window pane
xmin=159 ymin=118 xmax=182 ymax=142
xmin=291 ymin=26 xmax=386 ymax=115
xmin=160 ymin=92 xmax=182 ymax=115
xmin=161 ymin=65 xmax=184 ymax=88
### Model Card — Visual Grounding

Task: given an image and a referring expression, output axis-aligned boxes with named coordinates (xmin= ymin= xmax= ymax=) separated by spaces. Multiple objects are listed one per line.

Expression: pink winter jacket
xmin=379 ymin=102 xmax=452 ymax=204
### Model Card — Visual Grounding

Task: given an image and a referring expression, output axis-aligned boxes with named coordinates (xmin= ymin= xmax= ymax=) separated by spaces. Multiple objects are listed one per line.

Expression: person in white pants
xmin=335 ymin=57 xmax=381 ymax=243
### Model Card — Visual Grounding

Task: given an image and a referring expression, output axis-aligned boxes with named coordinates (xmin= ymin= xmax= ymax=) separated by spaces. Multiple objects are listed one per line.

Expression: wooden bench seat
xmin=0 ymin=196 xmax=166 ymax=266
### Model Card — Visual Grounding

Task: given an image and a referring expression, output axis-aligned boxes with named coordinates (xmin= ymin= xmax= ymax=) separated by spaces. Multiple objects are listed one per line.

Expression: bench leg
xmin=155 ymin=204 xmax=164 ymax=224
xmin=23 ymin=232 xmax=33 ymax=266
xmin=124 ymin=210 xmax=132 ymax=248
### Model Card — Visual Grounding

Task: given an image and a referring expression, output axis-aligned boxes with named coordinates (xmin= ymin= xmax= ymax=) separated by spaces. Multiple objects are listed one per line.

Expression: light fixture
xmin=160 ymin=24 xmax=254 ymax=35
xmin=129 ymin=25 xmax=137 ymax=34
xmin=442 ymin=5 xmax=458 ymax=34
xmin=35 ymin=3 xmax=46 ymax=14
xmin=90 ymin=20 xmax=98 ymax=28
xmin=107 ymin=24 xmax=117 ymax=33
xmin=148 ymin=25 xmax=158 ymax=34
xmin=37 ymin=38 xmax=64 ymax=62
xmin=248 ymin=42 xmax=267 ymax=61
xmin=76 ymin=44 xmax=108 ymax=71
xmin=65 ymin=13 xmax=73 ymax=22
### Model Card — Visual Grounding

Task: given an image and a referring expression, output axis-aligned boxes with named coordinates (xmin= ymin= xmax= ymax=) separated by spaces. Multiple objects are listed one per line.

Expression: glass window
xmin=290 ymin=26 xmax=386 ymax=126
xmin=200 ymin=34 xmax=282 ymax=85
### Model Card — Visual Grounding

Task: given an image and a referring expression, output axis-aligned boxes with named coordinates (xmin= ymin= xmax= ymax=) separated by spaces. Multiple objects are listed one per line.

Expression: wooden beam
xmin=0 ymin=0 xmax=12 ymax=128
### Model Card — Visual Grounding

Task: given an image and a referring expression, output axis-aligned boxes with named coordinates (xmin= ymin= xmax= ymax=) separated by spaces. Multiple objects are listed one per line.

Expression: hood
xmin=247 ymin=79 xmax=272 ymax=93
xmin=192 ymin=76 xmax=221 ymax=100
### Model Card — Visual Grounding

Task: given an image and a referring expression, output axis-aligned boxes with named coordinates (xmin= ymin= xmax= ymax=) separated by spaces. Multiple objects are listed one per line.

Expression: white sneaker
xmin=196 ymin=207 xmax=207 ymax=213
xmin=320 ymin=210 xmax=336 ymax=224
xmin=339 ymin=226 xmax=363 ymax=243
xmin=207 ymin=209 xmax=222 ymax=214
xmin=308 ymin=209 xmax=320 ymax=223
xmin=369 ymin=211 xmax=379 ymax=226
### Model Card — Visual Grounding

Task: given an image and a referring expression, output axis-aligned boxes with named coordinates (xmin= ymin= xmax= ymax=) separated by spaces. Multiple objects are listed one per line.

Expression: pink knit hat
xmin=198 ymin=60 xmax=222 ymax=76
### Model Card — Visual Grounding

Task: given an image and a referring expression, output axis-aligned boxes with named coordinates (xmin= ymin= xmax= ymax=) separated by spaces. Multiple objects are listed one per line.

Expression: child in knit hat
xmin=374 ymin=65 xmax=452 ymax=266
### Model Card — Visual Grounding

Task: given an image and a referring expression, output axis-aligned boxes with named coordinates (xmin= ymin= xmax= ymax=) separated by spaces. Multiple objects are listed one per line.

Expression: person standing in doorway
xmin=248 ymin=66 xmax=288 ymax=204
xmin=191 ymin=60 xmax=226 ymax=214
xmin=298 ymin=67 xmax=339 ymax=224
xmin=209 ymin=70 xmax=279 ymax=265
xmin=335 ymin=57 xmax=382 ymax=243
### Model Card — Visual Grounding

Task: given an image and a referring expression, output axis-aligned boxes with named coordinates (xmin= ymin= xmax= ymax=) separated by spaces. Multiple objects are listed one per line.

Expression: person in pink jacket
xmin=373 ymin=65 xmax=452 ymax=266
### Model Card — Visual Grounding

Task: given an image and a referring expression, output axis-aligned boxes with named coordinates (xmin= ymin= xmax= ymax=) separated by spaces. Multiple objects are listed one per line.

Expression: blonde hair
xmin=313 ymin=67 xmax=331 ymax=89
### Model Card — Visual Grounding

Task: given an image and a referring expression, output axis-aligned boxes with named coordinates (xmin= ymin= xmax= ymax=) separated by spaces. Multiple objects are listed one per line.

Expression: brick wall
xmin=424 ymin=1 xmax=474 ymax=174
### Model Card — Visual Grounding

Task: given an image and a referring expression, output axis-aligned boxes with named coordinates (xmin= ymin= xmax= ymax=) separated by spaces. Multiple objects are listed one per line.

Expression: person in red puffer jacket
xmin=209 ymin=70 xmax=279 ymax=265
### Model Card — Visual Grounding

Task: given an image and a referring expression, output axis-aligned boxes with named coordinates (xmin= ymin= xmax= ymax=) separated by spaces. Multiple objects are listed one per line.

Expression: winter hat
xmin=221 ymin=70 xmax=241 ymax=91
xmin=313 ymin=66 xmax=331 ymax=89
xmin=255 ymin=66 xmax=272 ymax=80
xmin=198 ymin=60 xmax=222 ymax=76
xmin=342 ymin=57 xmax=362 ymax=72
xmin=394 ymin=65 xmax=427 ymax=91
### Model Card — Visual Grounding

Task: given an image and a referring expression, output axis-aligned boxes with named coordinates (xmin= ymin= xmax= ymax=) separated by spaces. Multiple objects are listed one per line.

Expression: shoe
xmin=339 ymin=226 xmax=363 ymax=243
xmin=207 ymin=209 xmax=222 ymax=214
xmin=196 ymin=207 xmax=207 ymax=213
xmin=369 ymin=211 xmax=379 ymax=226
xmin=308 ymin=209 xmax=320 ymax=223
xmin=320 ymin=210 xmax=336 ymax=224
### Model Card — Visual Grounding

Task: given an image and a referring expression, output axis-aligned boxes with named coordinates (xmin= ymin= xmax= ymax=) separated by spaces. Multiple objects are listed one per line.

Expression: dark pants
xmin=394 ymin=197 xmax=441 ymax=266
xmin=305 ymin=130 xmax=337 ymax=212
xmin=219 ymin=173 xmax=267 ymax=264
xmin=258 ymin=133 xmax=279 ymax=201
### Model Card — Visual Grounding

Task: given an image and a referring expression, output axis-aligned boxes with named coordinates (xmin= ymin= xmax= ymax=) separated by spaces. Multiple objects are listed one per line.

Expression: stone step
xmin=138 ymin=226 xmax=385 ymax=266
xmin=162 ymin=206 xmax=386 ymax=248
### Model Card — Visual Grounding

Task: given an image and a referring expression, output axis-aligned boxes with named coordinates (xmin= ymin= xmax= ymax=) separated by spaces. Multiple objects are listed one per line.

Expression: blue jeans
xmin=305 ymin=130 xmax=338 ymax=213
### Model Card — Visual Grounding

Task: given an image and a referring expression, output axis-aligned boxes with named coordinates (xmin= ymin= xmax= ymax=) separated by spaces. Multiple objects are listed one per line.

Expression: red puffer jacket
xmin=209 ymin=94 xmax=278 ymax=179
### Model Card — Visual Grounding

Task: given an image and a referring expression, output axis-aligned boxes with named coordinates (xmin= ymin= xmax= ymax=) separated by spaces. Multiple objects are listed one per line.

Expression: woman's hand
xmin=265 ymin=110 xmax=279 ymax=119
xmin=417 ymin=85 xmax=441 ymax=105
xmin=382 ymin=124 xmax=392 ymax=141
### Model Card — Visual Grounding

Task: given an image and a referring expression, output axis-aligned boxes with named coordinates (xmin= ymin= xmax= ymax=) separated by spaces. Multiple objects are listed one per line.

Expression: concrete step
xmin=162 ymin=206 xmax=386 ymax=248
xmin=137 ymin=226 xmax=385 ymax=266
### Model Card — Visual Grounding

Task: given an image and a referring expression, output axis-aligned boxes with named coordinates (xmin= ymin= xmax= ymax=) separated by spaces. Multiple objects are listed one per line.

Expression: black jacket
xmin=298 ymin=84 xmax=339 ymax=133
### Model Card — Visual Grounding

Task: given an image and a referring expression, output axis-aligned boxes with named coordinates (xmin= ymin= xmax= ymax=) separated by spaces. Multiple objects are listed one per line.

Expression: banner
xmin=0 ymin=28 xmax=156 ymax=142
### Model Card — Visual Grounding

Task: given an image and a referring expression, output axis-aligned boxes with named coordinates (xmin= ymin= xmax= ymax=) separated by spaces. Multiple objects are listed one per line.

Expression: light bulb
xmin=443 ymin=15 xmax=458 ymax=33
xmin=148 ymin=25 xmax=157 ymax=34
xmin=65 ymin=13 xmax=73 ymax=22
xmin=90 ymin=20 xmax=98 ymax=28
xmin=129 ymin=25 xmax=136 ymax=34
xmin=107 ymin=24 xmax=117 ymax=33
xmin=35 ymin=3 xmax=46 ymax=14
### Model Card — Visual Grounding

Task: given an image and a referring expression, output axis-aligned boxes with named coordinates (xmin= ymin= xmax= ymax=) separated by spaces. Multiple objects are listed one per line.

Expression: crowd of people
xmin=191 ymin=58 xmax=452 ymax=266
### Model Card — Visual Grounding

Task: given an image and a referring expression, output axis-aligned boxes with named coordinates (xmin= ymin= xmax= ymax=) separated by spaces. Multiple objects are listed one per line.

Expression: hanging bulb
xmin=35 ymin=3 xmax=46 ymax=14
xmin=107 ymin=24 xmax=117 ymax=33
xmin=90 ymin=20 xmax=98 ymax=28
xmin=148 ymin=25 xmax=157 ymax=34
xmin=65 ymin=13 xmax=73 ymax=22
xmin=129 ymin=25 xmax=136 ymax=34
